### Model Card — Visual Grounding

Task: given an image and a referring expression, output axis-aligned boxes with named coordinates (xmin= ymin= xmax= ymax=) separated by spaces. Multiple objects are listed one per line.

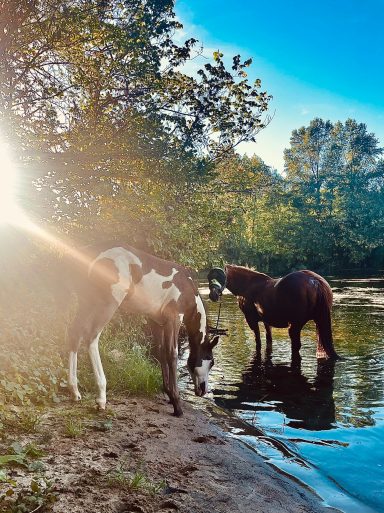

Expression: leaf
xmin=28 ymin=460 xmax=45 ymax=472
xmin=24 ymin=443 xmax=44 ymax=459
xmin=30 ymin=479 xmax=40 ymax=493
xmin=10 ymin=442 xmax=23 ymax=455
xmin=0 ymin=454 xmax=26 ymax=466
xmin=213 ymin=50 xmax=223 ymax=62
xmin=92 ymin=419 xmax=113 ymax=432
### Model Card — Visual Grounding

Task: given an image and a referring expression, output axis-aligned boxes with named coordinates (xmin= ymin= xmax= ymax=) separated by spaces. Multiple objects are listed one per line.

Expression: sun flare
xmin=0 ymin=139 xmax=28 ymax=227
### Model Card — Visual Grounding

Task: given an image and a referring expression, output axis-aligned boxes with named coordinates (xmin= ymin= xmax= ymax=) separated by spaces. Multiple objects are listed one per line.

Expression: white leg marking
xmin=68 ymin=351 xmax=81 ymax=401
xmin=88 ymin=334 xmax=107 ymax=409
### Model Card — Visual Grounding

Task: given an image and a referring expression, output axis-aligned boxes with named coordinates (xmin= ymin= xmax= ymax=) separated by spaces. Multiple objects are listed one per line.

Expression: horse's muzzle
xmin=195 ymin=381 xmax=206 ymax=396
xmin=209 ymin=287 xmax=221 ymax=302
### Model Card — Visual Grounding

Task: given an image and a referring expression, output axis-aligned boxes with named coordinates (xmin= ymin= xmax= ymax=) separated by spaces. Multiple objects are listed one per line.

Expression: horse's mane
xmin=225 ymin=264 xmax=272 ymax=281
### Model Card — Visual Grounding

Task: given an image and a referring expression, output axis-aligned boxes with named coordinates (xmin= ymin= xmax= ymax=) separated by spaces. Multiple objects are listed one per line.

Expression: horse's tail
xmin=313 ymin=276 xmax=338 ymax=360
xmin=51 ymin=251 xmax=89 ymax=317
xmin=49 ymin=256 xmax=75 ymax=316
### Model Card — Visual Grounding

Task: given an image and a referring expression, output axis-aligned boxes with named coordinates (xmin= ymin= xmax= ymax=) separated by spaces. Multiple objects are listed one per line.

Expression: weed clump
xmin=78 ymin=315 xmax=162 ymax=397
xmin=0 ymin=305 xmax=161 ymax=415
xmin=107 ymin=460 xmax=166 ymax=495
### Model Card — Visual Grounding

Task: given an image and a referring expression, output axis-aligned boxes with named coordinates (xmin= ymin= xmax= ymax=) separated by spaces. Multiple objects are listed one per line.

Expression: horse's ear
xmin=210 ymin=335 xmax=220 ymax=349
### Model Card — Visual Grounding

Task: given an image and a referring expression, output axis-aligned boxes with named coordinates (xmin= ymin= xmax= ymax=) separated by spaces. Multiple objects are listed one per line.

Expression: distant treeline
xmin=214 ymin=118 xmax=384 ymax=275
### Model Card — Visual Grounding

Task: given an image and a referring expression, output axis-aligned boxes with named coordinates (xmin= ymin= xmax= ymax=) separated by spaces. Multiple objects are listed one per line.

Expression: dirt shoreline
xmin=2 ymin=397 xmax=337 ymax=513
xmin=2 ymin=395 xmax=341 ymax=513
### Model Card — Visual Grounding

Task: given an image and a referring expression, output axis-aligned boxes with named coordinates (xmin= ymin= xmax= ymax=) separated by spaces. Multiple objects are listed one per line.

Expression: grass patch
xmin=0 ymin=304 xmax=161 ymax=427
xmin=0 ymin=408 xmax=43 ymax=435
xmin=78 ymin=316 xmax=162 ymax=397
xmin=107 ymin=461 xmax=166 ymax=495
xmin=64 ymin=418 xmax=85 ymax=438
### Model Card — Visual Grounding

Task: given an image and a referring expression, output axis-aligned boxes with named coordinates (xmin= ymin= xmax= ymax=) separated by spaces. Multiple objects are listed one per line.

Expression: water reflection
xmin=197 ymin=278 xmax=384 ymax=512
xmin=215 ymin=353 xmax=336 ymax=431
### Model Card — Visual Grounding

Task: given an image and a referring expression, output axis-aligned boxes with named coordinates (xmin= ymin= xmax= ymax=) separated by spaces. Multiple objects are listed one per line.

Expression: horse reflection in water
xmin=215 ymin=349 xmax=336 ymax=431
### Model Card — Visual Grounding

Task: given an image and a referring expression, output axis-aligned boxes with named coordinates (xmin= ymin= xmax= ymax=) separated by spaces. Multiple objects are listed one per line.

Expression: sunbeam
xmin=0 ymin=139 xmax=27 ymax=227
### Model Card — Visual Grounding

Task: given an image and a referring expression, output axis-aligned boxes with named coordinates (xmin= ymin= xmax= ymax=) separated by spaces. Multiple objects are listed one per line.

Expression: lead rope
xmin=208 ymin=273 xmax=227 ymax=336
xmin=215 ymin=295 xmax=222 ymax=331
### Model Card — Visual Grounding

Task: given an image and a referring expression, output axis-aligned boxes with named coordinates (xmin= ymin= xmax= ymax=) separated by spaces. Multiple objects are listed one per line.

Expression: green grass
xmin=0 ymin=305 xmax=162 ymax=421
xmin=107 ymin=461 xmax=166 ymax=494
xmin=78 ymin=316 xmax=162 ymax=397
xmin=64 ymin=418 xmax=85 ymax=438
xmin=0 ymin=408 xmax=43 ymax=435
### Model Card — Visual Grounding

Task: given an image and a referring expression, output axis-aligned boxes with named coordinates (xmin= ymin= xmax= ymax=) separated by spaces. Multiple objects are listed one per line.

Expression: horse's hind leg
xmin=68 ymin=299 xmax=119 ymax=408
xmin=67 ymin=307 xmax=87 ymax=401
xmin=253 ymin=323 xmax=262 ymax=352
xmin=288 ymin=324 xmax=302 ymax=358
xmin=264 ymin=323 xmax=272 ymax=345
xmin=88 ymin=333 xmax=107 ymax=409
xmin=87 ymin=301 xmax=121 ymax=409
xmin=68 ymin=351 xmax=81 ymax=401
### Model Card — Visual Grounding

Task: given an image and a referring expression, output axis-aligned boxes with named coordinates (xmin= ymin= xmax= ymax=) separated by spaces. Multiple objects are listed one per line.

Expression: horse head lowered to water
xmin=208 ymin=264 xmax=338 ymax=360
xmin=65 ymin=243 xmax=219 ymax=416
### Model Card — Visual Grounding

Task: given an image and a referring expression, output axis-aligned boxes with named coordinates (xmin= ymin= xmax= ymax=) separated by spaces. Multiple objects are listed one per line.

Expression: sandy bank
xmin=3 ymin=395 xmax=339 ymax=513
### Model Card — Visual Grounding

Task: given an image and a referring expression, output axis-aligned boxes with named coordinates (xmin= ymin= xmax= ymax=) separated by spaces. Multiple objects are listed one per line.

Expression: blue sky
xmin=175 ymin=0 xmax=384 ymax=172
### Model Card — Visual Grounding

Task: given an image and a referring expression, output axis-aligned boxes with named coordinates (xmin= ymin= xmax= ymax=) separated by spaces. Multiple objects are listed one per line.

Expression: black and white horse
xmin=65 ymin=243 xmax=219 ymax=417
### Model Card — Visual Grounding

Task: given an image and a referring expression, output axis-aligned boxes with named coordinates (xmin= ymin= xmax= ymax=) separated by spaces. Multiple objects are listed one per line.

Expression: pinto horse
xmin=65 ymin=243 xmax=219 ymax=417
xmin=208 ymin=264 xmax=338 ymax=360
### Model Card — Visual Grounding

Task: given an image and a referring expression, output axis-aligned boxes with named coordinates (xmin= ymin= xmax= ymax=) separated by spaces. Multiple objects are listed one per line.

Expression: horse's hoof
xmin=173 ymin=405 xmax=183 ymax=417
xmin=72 ymin=391 xmax=82 ymax=401
xmin=96 ymin=400 xmax=106 ymax=410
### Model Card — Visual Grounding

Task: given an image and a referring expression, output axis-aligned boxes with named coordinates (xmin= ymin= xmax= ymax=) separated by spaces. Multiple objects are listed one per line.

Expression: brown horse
xmin=208 ymin=264 xmax=338 ymax=360
xmin=64 ymin=243 xmax=219 ymax=417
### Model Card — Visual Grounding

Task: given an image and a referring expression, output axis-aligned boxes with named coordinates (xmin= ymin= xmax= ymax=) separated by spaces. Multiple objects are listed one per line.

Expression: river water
xmin=184 ymin=278 xmax=384 ymax=513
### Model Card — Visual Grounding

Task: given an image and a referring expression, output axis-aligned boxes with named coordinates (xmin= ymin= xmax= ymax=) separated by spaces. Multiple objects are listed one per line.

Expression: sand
xmin=3 ymin=395 xmax=340 ymax=513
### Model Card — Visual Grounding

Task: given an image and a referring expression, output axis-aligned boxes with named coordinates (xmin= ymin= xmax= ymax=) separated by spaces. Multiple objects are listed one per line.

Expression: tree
xmin=0 ymin=0 xmax=271 ymax=268
xmin=284 ymin=118 xmax=384 ymax=269
xmin=331 ymin=120 xmax=384 ymax=263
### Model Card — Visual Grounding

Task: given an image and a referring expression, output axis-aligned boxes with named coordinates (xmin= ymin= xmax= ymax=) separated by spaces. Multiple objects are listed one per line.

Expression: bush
xmin=0 ymin=241 xmax=162 ymax=414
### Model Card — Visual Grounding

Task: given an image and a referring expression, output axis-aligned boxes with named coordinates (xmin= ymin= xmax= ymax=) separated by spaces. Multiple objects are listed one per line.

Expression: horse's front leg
xmin=149 ymin=322 xmax=171 ymax=396
xmin=264 ymin=323 xmax=272 ymax=348
xmin=238 ymin=297 xmax=262 ymax=350
xmin=164 ymin=319 xmax=183 ymax=417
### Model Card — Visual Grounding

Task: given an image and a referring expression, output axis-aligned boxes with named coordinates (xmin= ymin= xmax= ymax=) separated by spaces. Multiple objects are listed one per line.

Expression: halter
xmin=207 ymin=267 xmax=227 ymax=300
xmin=207 ymin=267 xmax=228 ymax=336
